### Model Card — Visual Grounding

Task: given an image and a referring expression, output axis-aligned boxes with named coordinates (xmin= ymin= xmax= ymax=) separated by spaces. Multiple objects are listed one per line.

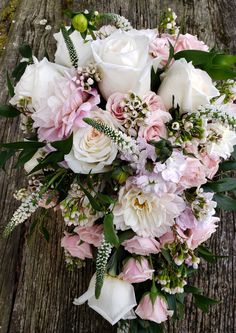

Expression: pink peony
xmin=106 ymin=92 xmax=126 ymax=122
xmin=135 ymin=294 xmax=173 ymax=324
xmin=119 ymin=257 xmax=154 ymax=283
xmin=180 ymin=157 xmax=207 ymax=188
xmin=138 ymin=110 xmax=171 ymax=142
xmin=74 ymin=224 xmax=103 ymax=247
xmin=61 ymin=232 xmax=93 ymax=259
xmin=122 ymin=236 xmax=160 ymax=256
xmin=32 ymin=76 xmax=100 ymax=141
xmin=143 ymin=92 xmax=166 ymax=112
xmin=174 ymin=33 xmax=209 ymax=53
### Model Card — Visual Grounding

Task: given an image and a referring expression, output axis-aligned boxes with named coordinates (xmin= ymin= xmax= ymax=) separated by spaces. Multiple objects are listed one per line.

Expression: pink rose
xmin=61 ymin=232 xmax=93 ymax=259
xmin=122 ymin=236 xmax=160 ymax=256
xmin=175 ymin=33 xmax=209 ymax=53
xmin=74 ymin=224 xmax=103 ymax=247
xmin=180 ymin=157 xmax=207 ymax=188
xmin=143 ymin=92 xmax=166 ymax=112
xmin=149 ymin=34 xmax=174 ymax=64
xmin=136 ymin=294 xmax=173 ymax=324
xmin=106 ymin=92 xmax=126 ymax=122
xmin=119 ymin=257 xmax=154 ymax=283
xmin=138 ymin=110 xmax=171 ymax=142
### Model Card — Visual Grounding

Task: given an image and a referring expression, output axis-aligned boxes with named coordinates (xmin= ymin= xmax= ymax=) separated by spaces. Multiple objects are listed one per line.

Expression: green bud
xmin=112 ymin=168 xmax=129 ymax=184
xmin=72 ymin=13 xmax=88 ymax=33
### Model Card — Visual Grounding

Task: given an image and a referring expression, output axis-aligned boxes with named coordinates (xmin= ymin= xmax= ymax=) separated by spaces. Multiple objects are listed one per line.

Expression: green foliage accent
xmin=206 ymin=177 xmax=236 ymax=192
xmin=130 ymin=319 xmax=164 ymax=333
xmin=19 ymin=43 xmax=32 ymax=59
xmin=214 ymin=193 xmax=236 ymax=211
xmin=12 ymin=61 xmax=28 ymax=81
xmin=174 ymin=50 xmax=236 ymax=80
xmin=50 ymin=133 xmax=73 ymax=154
xmin=39 ymin=224 xmax=50 ymax=242
xmin=0 ymin=105 xmax=20 ymax=117
xmin=149 ymin=138 xmax=173 ymax=163
xmin=219 ymin=160 xmax=236 ymax=171
xmin=103 ymin=212 xmax=119 ymax=248
xmin=61 ymin=26 xmax=78 ymax=68
xmin=0 ymin=150 xmax=15 ymax=169
xmin=95 ymin=238 xmax=112 ymax=299
xmin=151 ymin=67 xmax=162 ymax=92
xmin=197 ymin=245 xmax=226 ymax=263
xmin=0 ymin=141 xmax=45 ymax=149
xmin=193 ymin=294 xmax=219 ymax=313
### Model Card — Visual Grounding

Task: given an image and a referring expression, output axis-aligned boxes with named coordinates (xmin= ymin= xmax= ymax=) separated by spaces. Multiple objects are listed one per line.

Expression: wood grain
xmin=0 ymin=1 xmax=235 ymax=332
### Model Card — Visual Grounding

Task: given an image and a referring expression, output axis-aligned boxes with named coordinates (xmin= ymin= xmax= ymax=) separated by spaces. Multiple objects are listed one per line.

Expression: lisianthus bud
xmin=72 ymin=14 xmax=88 ymax=33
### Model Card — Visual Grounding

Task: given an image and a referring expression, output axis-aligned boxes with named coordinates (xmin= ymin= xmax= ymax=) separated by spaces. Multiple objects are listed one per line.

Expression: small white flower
xmin=39 ymin=19 xmax=47 ymax=25
xmin=84 ymin=9 xmax=89 ymax=14
xmin=45 ymin=25 xmax=52 ymax=31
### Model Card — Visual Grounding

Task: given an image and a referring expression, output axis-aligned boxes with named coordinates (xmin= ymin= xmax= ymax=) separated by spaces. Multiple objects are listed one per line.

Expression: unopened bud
xmin=72 ymin=13 xmax=88 ymax=33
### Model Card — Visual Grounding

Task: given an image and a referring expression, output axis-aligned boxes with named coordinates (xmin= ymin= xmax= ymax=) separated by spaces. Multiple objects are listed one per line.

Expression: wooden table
xmin=0 ymin=1 xmax=235 ymax=332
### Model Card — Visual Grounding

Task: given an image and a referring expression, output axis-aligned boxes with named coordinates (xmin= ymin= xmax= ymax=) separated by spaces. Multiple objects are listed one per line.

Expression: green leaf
xmin=214 ymin=193 xmax=236 ymax=211
xmin=96 ymin=193 xmax=115 ymax=205
xmin=206 ymin=178 xmax=236 ymax=192
xmin=198 ymin=245 xmax=227 ymax=262
xmin=103 ymin=212 xmax=119 ymax=248
xmin=39 ymin=224 xmax=50 ymax=242
xmin=151 ymin=67 xmax=162 ymax=92
xmin=118 ymin=229 xmax=136 ymax=244
xmin=213 ymin=54 xmax=236 ymax=66
xmin=78 ymin=182 xmax=102 ymax=211
xmin=161 ymin=248 xmax=173 ymax=265
xmin=0 ymin=150 xmax=15 ymax=169
xmin=193 ymin=294 xmax=219 ymax=313
xmin=19 ymin=43 xmax=32 ymax=59
xmin=0 ymin=105 xmax=20 ymax=117
xmin=149 ymin=138 xmax=173 ymax=163
xmin=166 ymin=39 xmax=175 ymax=67
xmin=15 ymin=149 xmax=38 ymax=167
xmin=7 ymin=71 xmax=14 ymax=97
xmin=174 ymin=50 xmax=214 ymax=66
xmin=40 ymin=151 xmax=64 ymax=164
xmin=184 ymin=285 xmax=202 ymax=294
xmin=205 ymin=66 xmax=236 ymax=80
xmin=50 ymin=133 xmax=73 ymax=154
xmin=12 ymin=61 xmax=28 ymax=81
xmin=219 ymin=160 xmax=236 ymax=171
xmin=0 ymin=141 xmax=45 ymax=149
xmin=231 ymin=145 xmax=236 ymax=159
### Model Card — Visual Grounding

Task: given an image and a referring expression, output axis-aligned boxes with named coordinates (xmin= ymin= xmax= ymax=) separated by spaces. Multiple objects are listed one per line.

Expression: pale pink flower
xmin=149 ymin=34 xmax=174 ymax=64
xmin=122 ymin=236 xmax=160 ymax=256
xmin=119 ymin=257 xmax=154 ymax=283
xmin=74 ymin=224 xmax=103 ymax=247
xmin=32 ymin=76 xmax=100 ymax=141
xmin=106 ymin=92 xmax=126 ymax=122
xmin=180 ymin=157 xmax=207 ymax=188
xmin=159 ymin=231 xmax=175 ymax=247
xmin=199 ymin=152 xmax=220 ymax=179
xmin=61 ymin=232 xmax=93 ymax=259
xmin=38 ymin=191 xmax=58 ymax=209
xmin=136 ymin=294 xmax=173 ymax=324
xmin=143 ymin=92 xmax=166 ymax=112
xmin=174 ymin=33 xmax=209 ymax=53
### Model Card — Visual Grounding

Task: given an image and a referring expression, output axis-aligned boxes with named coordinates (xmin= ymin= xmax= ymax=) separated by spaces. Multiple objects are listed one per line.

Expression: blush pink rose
xmin=122 ymin=236 xmax=160 ymax=255
xmin=138 ymin=110 xmax=171 ymax=142
xmin=119 ymin=257 xmax=154 ymax=283
xmin=180 ymin=157 xmax=207 ymax=188
xmin=106 ymin=92 xmax=126 ymax=122
xmin=135 ymin=294 xmax=173 ymax=324
xmin=175 ymin=33 xmax=209 ymax=53
xmin=32 ymin=76 xmax=100 ymax=141
xmin=61 ymin=232 xmax=93 ymax=259
xmin=74 ymin=224 xmax=103 ymax=247
xmin=143 ymin=92 xmax=166 ymax=112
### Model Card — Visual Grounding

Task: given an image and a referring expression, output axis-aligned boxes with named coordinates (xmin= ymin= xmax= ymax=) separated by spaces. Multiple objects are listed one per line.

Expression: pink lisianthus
xmin=180 ymin=157 xmax=207 ymax=188
xmin=135 ymin=294 xmax=173 ymax=324
xmin=119 ymin=257 xmax=154 ymax=283
xmin=138 ymin=110 xmax=171 ymax=142
xmin=142 ymin=92 xmax=166 ymax=112
xmin=32 ymin=77 xmax=100 ymax=141
xmin=122 ymin=236 xmax=160 ymax=256
xmin=74 ymin=224 xmax=103 ymax=247
xmin=61 ymin=232 xmax=93 ymax=259
xmin=106 ymin=92 xmax=126 ymax=122
xmin=159 ymin=231 xmax=175 ymax=247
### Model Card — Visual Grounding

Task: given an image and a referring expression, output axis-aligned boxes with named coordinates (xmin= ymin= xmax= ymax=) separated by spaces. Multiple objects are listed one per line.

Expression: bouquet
xmin=1 ymin=7 xmax=236 ymax=333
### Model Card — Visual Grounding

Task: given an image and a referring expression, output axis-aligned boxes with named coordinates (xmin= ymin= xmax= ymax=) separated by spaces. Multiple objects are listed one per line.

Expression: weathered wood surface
xmin=0 ymin=0 xmax=235 ymax=332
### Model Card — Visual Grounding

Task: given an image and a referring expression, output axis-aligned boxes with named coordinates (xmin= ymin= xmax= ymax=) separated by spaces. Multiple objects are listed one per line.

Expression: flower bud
xmin=112 ymin=168 xmax=129 ymax=184
xmin=72 ymin=13 xmax=88 ymax=33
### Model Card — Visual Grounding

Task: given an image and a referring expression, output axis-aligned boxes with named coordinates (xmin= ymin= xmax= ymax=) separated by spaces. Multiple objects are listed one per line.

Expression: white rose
xmin=113 ymin=184 xmax=185 ymax=238
xmin=91 ymin=30 xmax=153 ymax=100
xmin=65 ymin=108 xmax=118 ymax=174
xmin=10 ymin=57 xmax=68 ymax=111
xmin=74 ymin=274 xmax=137 ymax=325
xmin=54 ymin=29 xmax=93 ymax=67
xmin=158 ymin=59 xmax=219 ymax=113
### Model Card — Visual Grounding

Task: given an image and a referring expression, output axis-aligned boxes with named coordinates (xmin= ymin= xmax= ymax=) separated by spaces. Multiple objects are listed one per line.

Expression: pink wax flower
xmin=180 ymin=157 xmax=207 ymax=188
xmin=74 ymin=224 xmax=103 ymax=247
xmin=61 ymin=232 xmax=93 ymax=259
xmin=135 ymin=294 xmax=173 ymax=324
xmin=122 ymin=236 xmax=160 ymax=256
xmin=138 ymin=110 xmax=171 ymax=142
xmin=174 ymin=33 xmax=209 ymax=53
xmin=143 ymin=92 xmax=166 ymax=112
xmin=119 ymin=257 xmax=154 ymax=283
xmin=38 ymin=190 xmax=58 ymax=209
xmin=106 ymin=92 xmax=126 ymax=122
xmin=32 ymin=76 xmax=100 ymax=141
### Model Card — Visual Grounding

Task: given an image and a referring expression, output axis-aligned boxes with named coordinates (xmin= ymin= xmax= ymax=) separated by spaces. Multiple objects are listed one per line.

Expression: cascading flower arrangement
xmin=1 ymin=7 xmax=236 ymax=333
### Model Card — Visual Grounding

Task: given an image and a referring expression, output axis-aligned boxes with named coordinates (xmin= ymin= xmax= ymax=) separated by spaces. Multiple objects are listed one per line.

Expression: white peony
xmin=91 ymin=30 xmax=154 ymax=100
xmin=74 ymin=274 xmax=137 ymax=325
xmin=158 ymin=58 xmax=219 ymax=113
xmin=206 ymin=123 xmax=236 ymax=159
xmin=65 ymin=108 xmax=118 ymax=174
xmin=10 ymin=57 xmax=69 ymax=111
xmin=113 ymin=184 xmax=186 ymax=238
xmin=54 ymin=29 xmax=93 ymax=67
